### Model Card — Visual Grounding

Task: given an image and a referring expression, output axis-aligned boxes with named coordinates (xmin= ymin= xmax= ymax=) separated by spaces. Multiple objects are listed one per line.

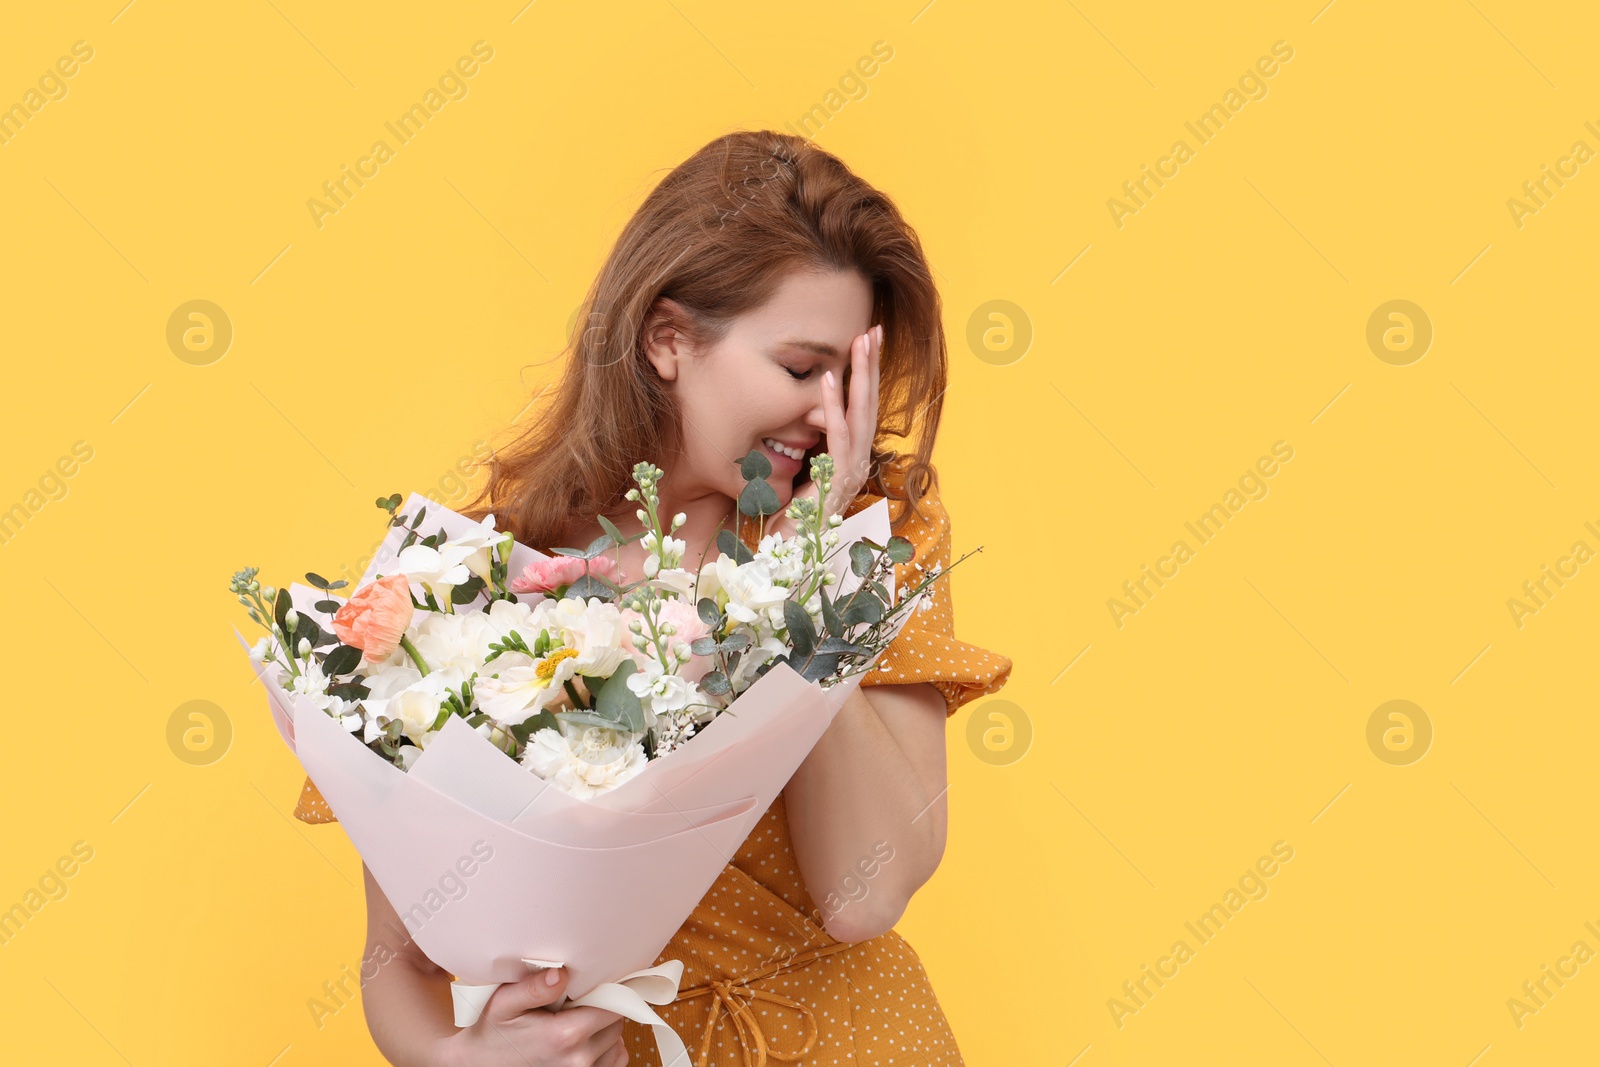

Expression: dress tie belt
xmin=670 ymin=940 xmax=859 ymax=1066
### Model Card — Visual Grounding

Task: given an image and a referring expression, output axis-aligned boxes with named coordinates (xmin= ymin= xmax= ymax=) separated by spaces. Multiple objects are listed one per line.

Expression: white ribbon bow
xmin=452 ymin=959 xmax=691 ymax=1067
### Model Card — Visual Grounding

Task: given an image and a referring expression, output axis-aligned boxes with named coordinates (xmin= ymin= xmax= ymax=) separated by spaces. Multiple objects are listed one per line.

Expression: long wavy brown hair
xmin=460 ymin=129 xmax=948 ymax=551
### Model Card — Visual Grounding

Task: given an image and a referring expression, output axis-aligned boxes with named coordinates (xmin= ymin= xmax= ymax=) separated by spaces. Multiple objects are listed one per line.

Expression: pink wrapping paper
xmin=241 ymin=492 xmax=919 ymax=1055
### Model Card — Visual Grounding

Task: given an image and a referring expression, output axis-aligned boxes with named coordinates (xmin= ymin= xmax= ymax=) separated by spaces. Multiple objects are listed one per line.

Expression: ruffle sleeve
xmin=849 ymin=457 xmax=1013 ymax=718
xmin=293 ymin=775 xmax=336 ymax=824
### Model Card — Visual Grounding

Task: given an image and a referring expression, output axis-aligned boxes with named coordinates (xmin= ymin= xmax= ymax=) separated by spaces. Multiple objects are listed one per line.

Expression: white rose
xmin=381 ymin=667 xmax=466 ymax=746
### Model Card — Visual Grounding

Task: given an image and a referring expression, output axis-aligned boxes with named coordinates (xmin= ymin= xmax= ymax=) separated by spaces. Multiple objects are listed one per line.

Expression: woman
xmin=292 ymin=130 xmax=1012 ymax=1066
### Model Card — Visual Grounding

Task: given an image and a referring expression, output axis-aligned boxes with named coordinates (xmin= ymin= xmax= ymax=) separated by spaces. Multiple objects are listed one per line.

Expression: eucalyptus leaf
xmin=697 ymin=597 xmax=721 ymax=627
xmin=738 ymin=478 xmax=780 ymax=518
xmin=819 ymin=585 xmax=842 ymax=637
xmin=594 ymin=659 xmax=646 ymax=733
xmin=842 ymin=594 xmax=884 ymax=627
xmin=322 ymin=643 xmax=363 ymax=677
xmin=451 ymin=575 xmax=486 ymax=604
xmin=273 ymin=587 xmax=292 ymax=633
xmin=885 ymin=536 xmax=914 ymax=564
xmin=691 ymin=636 xmax=720 ymax=656
xmin=314 ymin=599 xmax=342 ymax=614
xmin=798 ymin=652 xmax=841 ymax=682
xmin=305 ymin=572 xmax=330 ymax=590
xmin=739 ymin=448 xmax=772 ymax=481
xmin=717 ymin=528 xmax=753 ymax=565
xmin=511 ymin=709 xmax=559 ymax=744
xmin=783 ymin=601 xmax=816 ymax=657
xmin=701 ymin=671 xmax=731 ymax=696
xmin=849 ymin=542 xmax=874 ymax=577
xmin=566 ymin=574 xmax=616 ymax=601
xmin=555 ymin=709 xmax=630 ymax=731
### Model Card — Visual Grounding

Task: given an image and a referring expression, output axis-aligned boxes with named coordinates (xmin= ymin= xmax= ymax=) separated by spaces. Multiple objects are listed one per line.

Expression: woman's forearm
xmin=361 ymin=949 xmax=460 ymax=1067
xmin=783 ymin=681 xmax=950 ymax=942
xmin=359 ymin=863 xmax=460 ymax=1067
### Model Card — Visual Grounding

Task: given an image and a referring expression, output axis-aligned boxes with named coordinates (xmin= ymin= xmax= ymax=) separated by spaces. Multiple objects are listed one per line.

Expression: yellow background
xmin=2 ymin=0 xmax=1597 ymax=1063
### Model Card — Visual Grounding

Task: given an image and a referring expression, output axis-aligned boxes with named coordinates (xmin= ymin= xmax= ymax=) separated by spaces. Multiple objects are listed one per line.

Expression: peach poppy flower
xmin=331 ymin=574 xmax=415 ymax=663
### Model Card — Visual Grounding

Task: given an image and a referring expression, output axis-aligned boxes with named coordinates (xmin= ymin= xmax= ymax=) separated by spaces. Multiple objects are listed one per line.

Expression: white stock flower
xmin=520 ymin=723 xmax=647 ymax=798
xmin=626 ymin=659 xmax=698 ymax=718
xmin=287 ymin=660 xmax=332 ymax=711
xmin=754 ymin=533 xmax=806 ymax=584
xmin=729 ymin=632 xmax=790 ymax=690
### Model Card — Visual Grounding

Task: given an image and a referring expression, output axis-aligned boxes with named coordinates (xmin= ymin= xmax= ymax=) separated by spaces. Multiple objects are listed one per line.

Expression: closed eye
xmin=784 ymin=366 xmax=813 ymax=381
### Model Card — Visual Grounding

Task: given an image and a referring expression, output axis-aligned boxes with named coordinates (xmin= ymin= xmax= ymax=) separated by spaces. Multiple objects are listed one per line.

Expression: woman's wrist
xmin=428 ymin=1029 xmax=466 ymax=1067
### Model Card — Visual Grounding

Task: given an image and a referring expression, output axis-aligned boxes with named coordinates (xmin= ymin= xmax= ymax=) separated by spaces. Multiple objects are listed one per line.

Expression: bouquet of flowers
xmin=231 ymin=451 xmax=971 ymax=1063
xmin=233 ymin=452 xmax=957 ymax=797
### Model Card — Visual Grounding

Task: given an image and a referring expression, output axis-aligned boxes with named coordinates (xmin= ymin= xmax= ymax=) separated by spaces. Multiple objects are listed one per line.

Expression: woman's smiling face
xmin=644 ymin=267 xmax=874 ymax=506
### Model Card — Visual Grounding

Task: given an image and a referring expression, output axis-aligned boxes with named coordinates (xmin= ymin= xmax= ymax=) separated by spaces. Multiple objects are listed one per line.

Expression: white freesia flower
xmin=710 ymin=555 xmax=789 ymax=629
xmin=651 ymin=567 xmax=699 ymax=600
xmin=520 ymin=723 xmax=647 ymax=797
xmin=447 ymin=515 xmax=510 ymax=582
xmin=392 ymin=542 xmax=475 ymax=603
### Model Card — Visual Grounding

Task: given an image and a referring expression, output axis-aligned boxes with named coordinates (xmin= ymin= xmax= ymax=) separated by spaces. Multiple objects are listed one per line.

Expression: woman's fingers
xmin=482 ymin=966 xmax=568 ymax=1022
xmin=583 ymin=1018 xmax=627 ymax=1064
xmin=849 ymin=329 xmax=871 ymax=444
xmin=595 ymin=1033 xmax=630 ymax=1067
xmin=869 ymin=324 xmax=882 ymax=443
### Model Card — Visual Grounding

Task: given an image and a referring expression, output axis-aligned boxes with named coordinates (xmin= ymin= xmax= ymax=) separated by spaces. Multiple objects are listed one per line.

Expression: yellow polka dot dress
xmin=291 ymin=455 xmax=1014 ymax=1064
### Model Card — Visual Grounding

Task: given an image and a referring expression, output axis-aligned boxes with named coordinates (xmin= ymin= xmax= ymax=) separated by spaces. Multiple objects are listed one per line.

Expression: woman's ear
xmin=642 ymin=298 xmax=689 ymax=381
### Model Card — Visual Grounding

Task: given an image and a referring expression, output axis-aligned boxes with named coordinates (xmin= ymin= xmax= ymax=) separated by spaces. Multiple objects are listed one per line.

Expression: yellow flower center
xmin=535 ymin=646 xmax=580 ymax=682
